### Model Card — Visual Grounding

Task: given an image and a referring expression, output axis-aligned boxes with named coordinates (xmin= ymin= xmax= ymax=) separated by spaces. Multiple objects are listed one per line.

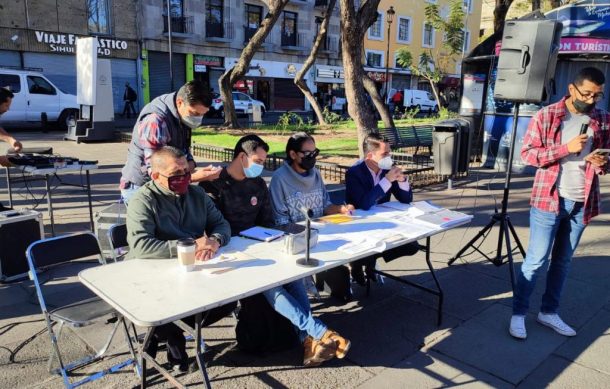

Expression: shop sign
xmin=195 ymin=64 xmax=207 ymax=73
xmin=194 ymin=55 xmax=223 ymax=67
xmin=286 ymin=64 xmax=297 ymax=77
xmin=367 ymin=72 xmax=386 ymax=82
xmin=559 ymin=37 xmax=610 ymax=53
xmin=33 ymin=30 xmax=129 ymax=56
xmin=317 ymin=68 xmax=344 ymax=79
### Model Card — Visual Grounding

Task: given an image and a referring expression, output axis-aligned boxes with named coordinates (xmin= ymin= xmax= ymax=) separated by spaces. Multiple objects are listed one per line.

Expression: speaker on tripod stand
xmin=448 ymin=17 xmax=563 ymax=289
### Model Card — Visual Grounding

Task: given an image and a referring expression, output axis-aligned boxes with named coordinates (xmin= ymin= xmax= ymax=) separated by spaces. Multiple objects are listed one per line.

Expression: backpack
xmin=235 ymin=293 xmax=299 ymax=354
xmin=315 ymin=265 xmax=353 ymax=302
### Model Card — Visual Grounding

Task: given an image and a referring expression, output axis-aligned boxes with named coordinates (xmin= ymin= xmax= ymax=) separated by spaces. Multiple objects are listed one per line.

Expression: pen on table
xmin=263 ymin=231 xmax=273 ymax=236
xmin=343 ymin=202 xmax=353 ymax=216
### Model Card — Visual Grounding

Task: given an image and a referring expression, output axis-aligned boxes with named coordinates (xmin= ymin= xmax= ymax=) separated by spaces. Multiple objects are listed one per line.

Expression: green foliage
xmin=400 ymin=106 xmax=420 ymax=120
xmin=275 ymin=112 xmax=316 ymax=135
xmin=437 ymin=107 xmax=459 ymax=120
xmin=322 ymin=107 xmax=343 ymax=124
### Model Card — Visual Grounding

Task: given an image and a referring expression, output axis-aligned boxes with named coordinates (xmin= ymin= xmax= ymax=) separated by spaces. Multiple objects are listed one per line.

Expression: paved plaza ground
xmin=1 ymin=132 xmax=609 ymax=388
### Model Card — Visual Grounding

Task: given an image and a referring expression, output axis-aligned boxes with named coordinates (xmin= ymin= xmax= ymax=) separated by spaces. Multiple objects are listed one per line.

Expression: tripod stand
xmin=447 ymin=103 xmax=526 ymax=289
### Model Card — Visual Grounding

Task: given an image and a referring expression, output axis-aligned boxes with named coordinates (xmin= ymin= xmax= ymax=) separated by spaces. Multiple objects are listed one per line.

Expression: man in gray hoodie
xmin=119 ymin=80 xmax=221 ymax=203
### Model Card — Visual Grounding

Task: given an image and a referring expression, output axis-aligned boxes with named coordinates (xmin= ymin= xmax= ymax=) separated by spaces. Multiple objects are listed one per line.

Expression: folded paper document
xmin=414 ymin=209 xmax=472 ymax=228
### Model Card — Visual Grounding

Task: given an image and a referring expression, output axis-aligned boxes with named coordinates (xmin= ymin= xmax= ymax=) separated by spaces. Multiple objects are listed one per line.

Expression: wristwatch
xmin=209 ymin=234 xmax=223 ymax=246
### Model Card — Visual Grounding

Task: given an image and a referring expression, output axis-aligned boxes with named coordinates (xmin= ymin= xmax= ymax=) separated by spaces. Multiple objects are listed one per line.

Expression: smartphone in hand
xmin=592 ymin=148 xmax=610 ymax=157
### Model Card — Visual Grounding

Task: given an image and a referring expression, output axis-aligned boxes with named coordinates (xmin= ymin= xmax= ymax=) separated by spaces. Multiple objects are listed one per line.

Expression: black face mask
xmin=573 ymin=98 xmax=595 ymax=114
xmin=298 ymin=155 xmax=317 ymax=171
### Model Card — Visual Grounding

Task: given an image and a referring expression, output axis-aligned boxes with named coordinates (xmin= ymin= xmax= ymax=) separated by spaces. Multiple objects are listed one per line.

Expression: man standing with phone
xmin=0 ymin=87 xmax=23 ymax=211
xmin=510 ymin=67 xmax=610 ymax=339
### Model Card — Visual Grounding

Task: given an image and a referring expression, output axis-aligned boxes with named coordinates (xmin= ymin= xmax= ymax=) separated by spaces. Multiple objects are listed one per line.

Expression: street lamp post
xmin=166 ymin=0 xmax=174 ymax=92
xmin=384 ymin=6 xmax=395 ymax=103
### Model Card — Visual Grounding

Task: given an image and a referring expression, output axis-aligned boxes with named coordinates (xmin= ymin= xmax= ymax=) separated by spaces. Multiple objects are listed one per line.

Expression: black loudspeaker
xmin=494 ymin=19 xmax=563 ymax=103
xmin=0 ymin=210 xmax=44 ymax=282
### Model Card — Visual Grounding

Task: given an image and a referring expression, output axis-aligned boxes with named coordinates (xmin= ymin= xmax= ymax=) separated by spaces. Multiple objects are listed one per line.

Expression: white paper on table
xmin=196 ymin=251 xmax=254 ymax=277
xmin=378 ymin=201 xmax=412 ymax=211
xmin=338 ymin=239 xmax=387 ymax=255
xmin=411 ymin=201 xmax=443 ymax=214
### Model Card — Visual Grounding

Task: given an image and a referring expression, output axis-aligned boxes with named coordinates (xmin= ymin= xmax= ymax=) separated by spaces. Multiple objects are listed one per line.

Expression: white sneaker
xmin=509 ymin=315 xmax=527 ymax=339
xmin=537 ymin=313 xmax=577 ymax=337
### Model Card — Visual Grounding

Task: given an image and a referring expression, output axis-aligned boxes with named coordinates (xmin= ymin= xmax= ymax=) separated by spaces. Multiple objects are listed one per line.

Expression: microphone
xmin=299 ymin=206 xmax=314 ymax=220
xmin=577 ymin=118 xmax=590 ymax=156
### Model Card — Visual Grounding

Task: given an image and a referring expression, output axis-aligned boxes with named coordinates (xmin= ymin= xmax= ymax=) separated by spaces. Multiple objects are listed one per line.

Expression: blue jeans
xmin=263 ymin=279 xmax=327 ymax=342
xmin=513 ymin=198 xmax=587 ymax=316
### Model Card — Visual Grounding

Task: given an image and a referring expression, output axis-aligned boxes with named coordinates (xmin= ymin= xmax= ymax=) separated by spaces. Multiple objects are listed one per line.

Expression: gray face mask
xmin=181 ymin=115 xmax=203 ymax=129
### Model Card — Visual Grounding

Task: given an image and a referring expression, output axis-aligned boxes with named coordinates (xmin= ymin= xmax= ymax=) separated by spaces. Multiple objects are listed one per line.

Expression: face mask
xmin=298 ymin=155 xmax=317 ymax=171
xmin=572 ymin=98 xmax=595 ymax=114
xmin=378 ymin=156 xmax=393 ymax=170
xmin=181 ymin=115 xmax=203 ymax=129
xmin=242 ymin=159 xmax=264 ymax=178
xmin=166 ymin=172 xmax=191 ymax=195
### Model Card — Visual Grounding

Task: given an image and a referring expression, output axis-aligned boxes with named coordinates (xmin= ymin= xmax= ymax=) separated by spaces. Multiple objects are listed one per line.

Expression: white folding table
xmin=79 ymin=212 xmax=469 ymax=388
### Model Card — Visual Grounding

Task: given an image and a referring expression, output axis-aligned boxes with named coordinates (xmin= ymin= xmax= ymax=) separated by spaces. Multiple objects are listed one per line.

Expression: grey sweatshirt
xmin=269 ymin=161 xmax=332 ymax=225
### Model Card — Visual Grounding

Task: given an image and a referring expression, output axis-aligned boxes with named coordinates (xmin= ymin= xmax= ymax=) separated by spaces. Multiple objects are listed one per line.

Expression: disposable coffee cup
xmin=177 ymin=238 xmax=196 ymax=272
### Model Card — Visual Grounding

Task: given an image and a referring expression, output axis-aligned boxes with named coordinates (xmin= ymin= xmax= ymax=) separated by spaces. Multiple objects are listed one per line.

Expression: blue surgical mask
xmin=243 ymin=160 xmax=264 ymax=178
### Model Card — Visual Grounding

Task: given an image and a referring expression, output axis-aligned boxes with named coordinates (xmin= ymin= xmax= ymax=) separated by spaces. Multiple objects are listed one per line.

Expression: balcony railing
xmin=281 ymin=32 xmax=308 ymax=50
xmin=319 ymin=36 xmax=337 ymax=53
xmin=315 ymin=0 xmax=329 ymax=6
xmin=205 ymin=21 xmax=234 ymax=42
xmin=163 ymin=16 xmax=194 ymax=35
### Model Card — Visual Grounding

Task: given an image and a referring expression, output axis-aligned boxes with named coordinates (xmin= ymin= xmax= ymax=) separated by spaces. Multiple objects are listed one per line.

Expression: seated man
xmin=201 ymin=134 xmax=350 ymax=367
xmin=345 ymin=133 xmax=421 ymax=284
xmin=126 ymin=146 xmax=234 ymax=371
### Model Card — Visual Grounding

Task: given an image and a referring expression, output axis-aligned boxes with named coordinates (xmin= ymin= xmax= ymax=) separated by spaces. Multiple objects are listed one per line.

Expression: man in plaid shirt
xmin=510 ymin=67 xmax=610 ymax=339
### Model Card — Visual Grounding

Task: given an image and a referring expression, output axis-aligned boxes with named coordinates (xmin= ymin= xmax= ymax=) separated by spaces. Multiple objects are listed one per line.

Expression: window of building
xmin=282 ymin=11 xmax=298 ymax=46
xmin=0 ymin=74 xmax=21 ymax=93
xmin=463 ymin=29 xmax=470 ymax=53
xmin=397 ymin=16 xmax=411 ymax=44
xmin=206 ymin=0 xmax=224 ymax=37
xmin=87 ymin=0 xmax=111 ymax=34
xmin=422 ymin=23 xmax=435 ymax=48
xmin=463 ymin=0 xmax=472 ymax=13
xmin=245 ymin=4 xmax=263 ymax=41
xmin=163 ymin=0 xmax=184 ymax=17
xmin=366 ymin=50 xmax=384 ymax=67
xmin=368 ymin=12 xmax=383 ymax=40
xmin=27 ymin=76 xmax=56 ymax=95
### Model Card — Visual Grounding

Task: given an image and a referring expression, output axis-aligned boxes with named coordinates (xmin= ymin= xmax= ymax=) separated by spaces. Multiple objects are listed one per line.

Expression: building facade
xmin=139 ymin=0 xmax=342 ymax=111
xmin=364 ymin=0 xmax=482 ymax=98
xmin=0 ymin=0 xmax=140 ymax=113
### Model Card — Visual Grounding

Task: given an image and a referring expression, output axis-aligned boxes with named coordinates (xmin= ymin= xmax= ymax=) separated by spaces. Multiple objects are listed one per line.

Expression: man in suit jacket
xmin=345 ymin=133 xmax=420 ymax=284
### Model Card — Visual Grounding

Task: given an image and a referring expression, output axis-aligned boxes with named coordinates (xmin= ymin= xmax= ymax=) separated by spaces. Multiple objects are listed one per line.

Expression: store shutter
xmin=0 ymin=50 xmax=21 ymax=68
xmin=148 ymin=51 xmax=186 ymax=100
xmin=23 ymin=53 xmax=76 ymax=94
xmin=111 ymin=58 xmax=138 ymax=113
xmin=274 ymin=78 xmax=303 ymax=111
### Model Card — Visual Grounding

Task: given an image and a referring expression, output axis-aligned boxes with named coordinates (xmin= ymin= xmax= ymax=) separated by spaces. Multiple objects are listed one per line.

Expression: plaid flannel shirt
xmin=521 ymin=96 xmax=610 ymax=224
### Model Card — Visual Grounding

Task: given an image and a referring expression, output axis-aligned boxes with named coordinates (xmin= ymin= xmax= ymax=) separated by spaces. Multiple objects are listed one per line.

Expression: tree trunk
xmin=362 ymin=75 xmax=394 ymax=128
xmin=219 ymin=0 xmax=290 ymax=128
xmin=294 ymin=0 xmax=337 ymax=126
xmin=339 ymin=0 xmax=383 ymax=157
xmin=531 ymin=0 xmax=541 ymax=11
xmin=427 ymin=78 xmax=441 ymax=114
xmin=493 ymin=0 xmax=513 ymax=34
xmin=549 ymin=0 xmax=562 ymax=8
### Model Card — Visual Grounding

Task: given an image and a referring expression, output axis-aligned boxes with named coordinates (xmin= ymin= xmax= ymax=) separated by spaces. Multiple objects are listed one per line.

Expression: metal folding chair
xmin=107 ymin=223 xmax=128 ymax=262
xmin=26 ymin=232 xmax=138 ymax=388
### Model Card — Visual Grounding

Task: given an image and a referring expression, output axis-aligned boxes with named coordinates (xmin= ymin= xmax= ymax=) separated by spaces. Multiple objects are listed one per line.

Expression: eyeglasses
xmin=159 ymin=172 xmax=191 ymax=180
xmin=573 ymin=84 xmax=605 ymax=102
xmin=299 ymin=148 xmax=320 ymax=158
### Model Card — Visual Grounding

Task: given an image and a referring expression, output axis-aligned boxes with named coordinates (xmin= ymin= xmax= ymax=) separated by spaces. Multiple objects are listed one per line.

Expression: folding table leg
xmin=44 ymin=174 xmax=56 ymax=236
xmin=424 ymin=236 xmax=444 ymax=326
xmin=193 ymin=313 xmax=212 ymax=389
xmin=140 ymin=327 xmax=155 ymax=389
xmin=85 ymin=170 xmax=94 ymax=232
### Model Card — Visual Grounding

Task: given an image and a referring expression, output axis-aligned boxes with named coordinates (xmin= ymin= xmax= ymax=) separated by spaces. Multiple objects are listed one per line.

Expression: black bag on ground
xmin=235 ymin=293 xmax=299 ymax=354
xmin=315 ymin=265 xmax=353 ymax=302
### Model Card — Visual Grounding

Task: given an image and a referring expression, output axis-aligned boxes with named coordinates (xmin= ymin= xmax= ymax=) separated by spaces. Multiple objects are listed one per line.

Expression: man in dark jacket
xmin=122 ymin=82 xmax=137 ymax=118
xmin=119 ymin=80 xmax=221 ymax=203
xmin=0 ymin=87 xmax=22 ymax=211
xmin=126 ymin=146 xmax=234 ymax=371
xmin=345 ymin=133 xmax=420 ymax=283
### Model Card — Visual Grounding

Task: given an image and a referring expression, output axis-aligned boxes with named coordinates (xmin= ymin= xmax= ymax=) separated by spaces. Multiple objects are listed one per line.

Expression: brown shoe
xmin=303 ymin=336 xmax=337 ymax=367
xmin=321 ymin=330 xmax=351 ymax=359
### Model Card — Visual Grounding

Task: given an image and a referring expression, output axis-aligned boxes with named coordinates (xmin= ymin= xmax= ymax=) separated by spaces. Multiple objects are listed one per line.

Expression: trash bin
xmin=432 ymin=119 xmax=471 ymax=175
xmin=248 ymin=104 xmax=262 ymax=123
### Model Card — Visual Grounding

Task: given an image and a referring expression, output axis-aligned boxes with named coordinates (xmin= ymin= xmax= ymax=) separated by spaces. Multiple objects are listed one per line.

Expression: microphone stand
xmin=296 ymin=211 xmax=320 ymax=267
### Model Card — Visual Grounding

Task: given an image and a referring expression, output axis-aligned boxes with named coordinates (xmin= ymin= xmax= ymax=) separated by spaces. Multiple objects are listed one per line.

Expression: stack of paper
xmin=414 ymin=209 xmax=473 ymax=229
xmin=197 ymin=251 xmax=253 ymax=276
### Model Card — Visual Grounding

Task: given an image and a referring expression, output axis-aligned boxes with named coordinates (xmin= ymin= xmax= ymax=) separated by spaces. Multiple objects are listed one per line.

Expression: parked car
xmin=206 ymin=91 xmax=266 ymax=118
xmin=0 ymin=67 xmax=79 ymax=130
xmin=402 ymin=89 xmax=438 ymax=113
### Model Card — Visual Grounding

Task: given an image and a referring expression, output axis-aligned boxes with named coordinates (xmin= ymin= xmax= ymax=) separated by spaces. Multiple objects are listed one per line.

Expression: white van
xmin=402 ymin=89 xmax=438 ymax=113
xmin=0 ymin=67 xmax=78 ymax=130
